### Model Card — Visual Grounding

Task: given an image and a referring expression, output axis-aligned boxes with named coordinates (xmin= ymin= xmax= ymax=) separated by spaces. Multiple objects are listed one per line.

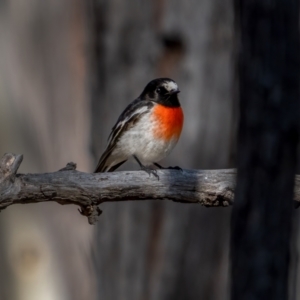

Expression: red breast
xmin=151 ymin=104 xmax=184 ymax=141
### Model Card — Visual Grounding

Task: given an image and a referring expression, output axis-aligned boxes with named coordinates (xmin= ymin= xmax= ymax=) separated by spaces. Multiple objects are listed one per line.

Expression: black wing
xmin=94 ymin=98 xmax=154 ymax=172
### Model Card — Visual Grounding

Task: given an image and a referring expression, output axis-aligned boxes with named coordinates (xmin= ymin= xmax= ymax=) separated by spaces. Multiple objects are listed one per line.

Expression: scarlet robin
xmin=94 ymin=78 xmax=184 ymax=178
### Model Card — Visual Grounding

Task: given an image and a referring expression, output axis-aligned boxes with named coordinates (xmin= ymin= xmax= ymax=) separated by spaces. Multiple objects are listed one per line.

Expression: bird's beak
xmin=171 ymin=89 xmax=180 ymax=95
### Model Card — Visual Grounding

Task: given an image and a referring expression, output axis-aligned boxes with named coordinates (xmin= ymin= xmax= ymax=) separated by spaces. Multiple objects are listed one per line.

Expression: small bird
xmin=94 ymin=78 xmax=184 ymax=177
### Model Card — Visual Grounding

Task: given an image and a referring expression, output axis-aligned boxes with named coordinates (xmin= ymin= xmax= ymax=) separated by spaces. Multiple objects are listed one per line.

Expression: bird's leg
xmin=134 ymin=155 xmax=159 ymax=179
xmin=154 ymin=162 xmax=182 ymax=171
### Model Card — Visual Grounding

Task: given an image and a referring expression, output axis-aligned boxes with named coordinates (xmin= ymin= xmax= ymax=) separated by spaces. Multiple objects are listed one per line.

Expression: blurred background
xmin=0 ymin=0 xmax=290 ymax=299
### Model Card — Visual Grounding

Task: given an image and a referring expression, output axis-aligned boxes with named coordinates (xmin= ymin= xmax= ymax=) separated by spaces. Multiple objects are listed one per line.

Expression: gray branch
xmin=0 ymin=153 xmax=299 ymax=224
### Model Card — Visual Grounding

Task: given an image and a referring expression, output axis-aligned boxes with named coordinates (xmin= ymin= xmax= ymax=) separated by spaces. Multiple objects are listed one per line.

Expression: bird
xmin=94 ymin=78 xmax=184 ymax=178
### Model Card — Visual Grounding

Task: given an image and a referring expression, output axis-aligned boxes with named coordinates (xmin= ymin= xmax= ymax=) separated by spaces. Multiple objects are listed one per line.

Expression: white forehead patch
xmin=162 ymin=81 xmax=178 ymax=92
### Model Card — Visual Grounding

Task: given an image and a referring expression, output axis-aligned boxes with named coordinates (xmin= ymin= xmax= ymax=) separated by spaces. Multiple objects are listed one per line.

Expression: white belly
xmin=112 ymin=113 xmax=179 ymax=166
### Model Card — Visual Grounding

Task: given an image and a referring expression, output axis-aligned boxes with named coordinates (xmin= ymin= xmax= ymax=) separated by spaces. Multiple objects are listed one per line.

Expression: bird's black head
xmin=139 ymin=78 xmax=181 ymax=107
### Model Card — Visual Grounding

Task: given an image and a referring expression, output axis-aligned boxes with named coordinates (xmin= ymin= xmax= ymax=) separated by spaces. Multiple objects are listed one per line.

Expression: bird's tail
xmin=94 ymin=148 xmax=127 ymax=173
xmin=94 ymin=159 xmax=127 ymax=173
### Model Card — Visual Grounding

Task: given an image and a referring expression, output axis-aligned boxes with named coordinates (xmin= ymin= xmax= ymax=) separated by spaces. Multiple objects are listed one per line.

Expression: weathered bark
xmin=1 ymin=153 xmax=300 ymax=225
xmin=0 ymin=153 xmax=234 ymax=225
xmin=231 ymin=0 xmax=300 ymax=299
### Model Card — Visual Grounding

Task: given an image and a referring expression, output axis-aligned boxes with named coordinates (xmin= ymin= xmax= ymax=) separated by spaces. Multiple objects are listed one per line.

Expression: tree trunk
xmin=0 ymin=1 xmax=95 ymax=299
xmin=231 ymin=0 xmax=300 ymax=299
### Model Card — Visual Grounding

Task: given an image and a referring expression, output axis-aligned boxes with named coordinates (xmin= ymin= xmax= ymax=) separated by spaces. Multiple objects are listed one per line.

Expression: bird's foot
xmin=168 ymin=166 xmax=183 ymax=171
xmin=154 ymin=163 xmax=182 ymax=171
xmin=134 ymin=155 xmax=159 ymax=179
xmin=141 ymin=166 xmax=159 ymax=179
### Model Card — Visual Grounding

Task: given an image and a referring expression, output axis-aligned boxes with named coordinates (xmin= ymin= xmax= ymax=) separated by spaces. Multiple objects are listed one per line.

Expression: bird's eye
xmin=157 ymin=87 xmax=167 ymax=94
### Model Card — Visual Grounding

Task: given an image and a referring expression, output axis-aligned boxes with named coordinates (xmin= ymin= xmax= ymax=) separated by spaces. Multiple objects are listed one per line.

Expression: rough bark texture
xmin=231 ymin=0 xmax=300 ymax=299
xmin=1 ymin=153 xmax=300 ymax=226
xmin=0 ymin=153 xmax=235 ymax=225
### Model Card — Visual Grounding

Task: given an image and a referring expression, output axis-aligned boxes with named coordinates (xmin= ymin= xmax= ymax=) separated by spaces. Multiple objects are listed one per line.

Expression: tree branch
xmin=0 ymin=153 xmax=299 ymax=224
